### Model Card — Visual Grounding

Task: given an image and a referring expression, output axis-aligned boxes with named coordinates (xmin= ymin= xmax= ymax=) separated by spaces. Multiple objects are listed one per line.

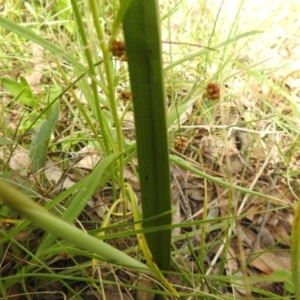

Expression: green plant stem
xmin=70 ymin=0 xmax=111 ymax=156
xmin=71 ymin=0 xmax=120 ymax=204
xmin=56 ymin=61 xmax=106 ymax=150
xmin=291 ymin=198 xmax=300 ymax=299
xmin=89 ymin=0 xmax=126 ymax=204
xmin=123 ymin=0 xmax=172 ymax=272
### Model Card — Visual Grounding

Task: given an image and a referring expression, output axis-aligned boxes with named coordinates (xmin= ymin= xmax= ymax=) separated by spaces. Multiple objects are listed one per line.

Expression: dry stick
xmin=237 ymin=144 xmax=276 ymax=216
xmin=246 ymin=134 xmax=280 ymax=263
xmin=96 ymin=266 xmax=106 ymax=300
xmin=171 ymin=164 xmax=200 ymax=244
xmin=246 ymin=199 xmax=272 ymax=264
xmin=205 ymin=197 xmax=233 ymax=275
xmin=171 ymin=125 xmax=281 ymax=135
xmin=110 ymin=265 xmax=126 ymax=300
xmin=161 ymin=40 xmax=216 ymax=51
xmin=236 ymin=221 xmax=252 ymax=300
xmin=205 ymin=143 xmax=276 ymax=276
xmin=50 ymin=154 xmax=84 ymax=196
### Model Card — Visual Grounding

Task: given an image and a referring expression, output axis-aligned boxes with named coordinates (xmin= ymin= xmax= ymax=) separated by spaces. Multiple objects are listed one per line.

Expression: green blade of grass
xmin=110 ymin=0 xmax=132 ymax=41
xmin=164 ymin=30 xmax=261 ymax=72
xmin=30 ymin=102 xmax=60 ymax=172
xmin=170 ymin=154 xmax=282 ymax=201
xmin=88 ymin=0 xmax=126 ymax=202
xmin=0 ymin=16 xmax=101 ymax=145
xmin=123 ymin=0 xmax=172 ymax=272
xmin=70 ymin=0 xmax=112 ymax=155
xmin=0 ymin=16 xmax=84 ymax=72
xmin=291 ymin=198 xmax=300 ymax=299
xmin=0 ymin=177 xmax=151 ymax=273
xmin=36 ymin=154 xmax=117 ymax=254
xmin=1 ymin=77 xmax=36 ymax=107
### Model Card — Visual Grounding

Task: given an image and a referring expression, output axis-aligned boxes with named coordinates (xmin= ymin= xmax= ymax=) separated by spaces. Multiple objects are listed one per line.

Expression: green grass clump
xmin=0 ymin=0 xmax=300 ymax=299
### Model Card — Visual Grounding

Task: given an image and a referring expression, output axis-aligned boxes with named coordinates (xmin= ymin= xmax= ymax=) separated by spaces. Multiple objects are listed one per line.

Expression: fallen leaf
xmin=247 ymin=250 xmax=290 ymax=274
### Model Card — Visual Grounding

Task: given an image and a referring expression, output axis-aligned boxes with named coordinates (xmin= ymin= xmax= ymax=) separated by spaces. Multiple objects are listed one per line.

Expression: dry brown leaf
xmin=267 ymin=224 xmax=291 ymax=247
xmin=254 ymin=226 xmax=275 ymax=247
xmin=45 ymin=159 xmax=75 ymax=189
xmin=74 ymin=146 xmax=102 ymax=169
xmin=9 ymin=149 xmax=31 ymax=175
xmin=23 ymin=44 xmax=44 ymax=86
xmin=225 ymin=247 xmax=250 ymax=296
xmin=137 ymin=278 xmax=155 ymax=300
xmin=7 ymin=282 xmax=23 ymax=300
xmin=247 ymin=250 xmax=290 ymax=274
xmin=225 ymin=246 xmax=238 ymax=274
xmin=171 ymin=179 xmax=181 ymax=236
xmin=73 ymin=88 xmax=88 ymax=104
xmin=75 ymin=154 xmax=101 ymax=169
xmin=1 ymin=146 xmax=75 ymax=189
xmin=124 ymin=165 xmax=139 ymax=190
xmin=214 ymin=184 xmax=238 ymax=217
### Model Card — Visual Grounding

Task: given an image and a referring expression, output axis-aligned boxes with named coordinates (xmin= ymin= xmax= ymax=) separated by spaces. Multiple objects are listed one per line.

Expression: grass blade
xmin=291 ymin=199 xmax=300 ymax=299
xmin=125 ymin=183 xmax=179 ymax=297
xmin=0 ymin=178 xmax=150 ymax=272
xmin=0 ymin=16 xmax=85 ymax=72
xmin=36 ymin=154 xmax=117 ymax=254
xmin=30 ymin=102 xmax=60 ymax=172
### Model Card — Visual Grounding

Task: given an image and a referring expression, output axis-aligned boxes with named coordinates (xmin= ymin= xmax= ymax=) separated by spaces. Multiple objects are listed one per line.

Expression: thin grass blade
xmin=0 ymin=178 xmax=150 ymax=272
xmin=291 ymin=198 xmax=300 ymax=299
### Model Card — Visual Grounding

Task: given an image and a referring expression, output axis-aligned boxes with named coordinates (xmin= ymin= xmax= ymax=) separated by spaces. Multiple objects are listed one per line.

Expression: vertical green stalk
xmin=88 ymin=0 xmax=126 ymax=201
xmin=71 ymin=0 xmax=120 ymax=201
xmin=123 ymin=0 xmax=172 ymax=272
xmin=70 ymin=0 xmax=110 ymax=155
xmin=291 ymin=199 xmax=300 ymax=299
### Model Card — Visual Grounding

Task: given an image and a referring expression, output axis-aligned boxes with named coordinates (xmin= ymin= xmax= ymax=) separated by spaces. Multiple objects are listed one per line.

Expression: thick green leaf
xmin=1 ymin=77 xmax=36 ymax=107
xmin=110 ymin=0 xmax=132 ymax=41
xmin=55 ymin=0 xmax=74 ymax=34
xmin=30 ymin=102 xmax=60 ymax=172
xmin=0 ymin=137 xmax=15 ymax=145
xmin=273 ymin=269 xmax=294 ymax=293
xmin=123 ymin=0 xmax=171 ymax=272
